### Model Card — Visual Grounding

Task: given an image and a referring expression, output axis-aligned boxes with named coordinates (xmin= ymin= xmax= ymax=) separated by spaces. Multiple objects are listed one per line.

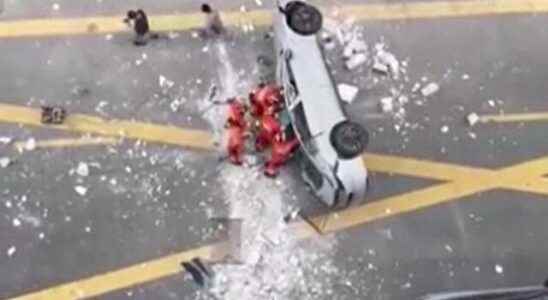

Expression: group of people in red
xmin=225 ymin=83 xmax=300 ymax=177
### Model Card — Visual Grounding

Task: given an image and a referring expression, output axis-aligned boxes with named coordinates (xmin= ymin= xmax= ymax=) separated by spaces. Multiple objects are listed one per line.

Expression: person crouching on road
xmin=200 ymin=4 xmax=225 ymax=38
xmin=264 ymin=133 xmax=300 ymax=178
xmin=225 ymin=98 xmax=248 ymax=165
xmin=124 ymin=9 xmax=158 ymax=46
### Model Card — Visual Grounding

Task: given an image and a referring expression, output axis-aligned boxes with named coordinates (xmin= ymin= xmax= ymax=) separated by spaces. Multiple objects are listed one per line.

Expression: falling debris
xmin=345 ymin=53 xmax=367 ymax=70
xmin=421 ymin=83 xmax=440 ymax=97
xmin=495 ymin=264 xmax=504 ymax=274
xmin=255 ymin=0 xmax=263 ymax=5
xmin=6 ymin=246 xmax=16 ymax=257
xmin=74 ymin=186 xmax=88 ymax=196
xmin=379 ymin=97 xmax=394 ymax=113
xmin=0 ymin=157 xmax=11 ymax=168
xmin=337 ymin=84 xmax=359 ymax=104
xmin=467 ymin=113 xmax=480 ymax=126
xmin=76 ymin=162 xmax=90 ymax=177
xmin=343 ymin=38 xmax=367 ymax=59
xmin=105 ymin=34 xmax=113 ymax=41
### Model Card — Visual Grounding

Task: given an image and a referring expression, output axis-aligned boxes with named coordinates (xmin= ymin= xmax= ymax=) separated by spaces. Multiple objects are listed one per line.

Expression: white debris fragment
xmin=12 ymin=218 xmax=21 ymax=227
xmin=24 ymin=138 xmax=36 ymax=151
xmin=462 ymin=74 xmax=470 ymax=80
xmin=440 ymin=126 xmax=449 ymax=134
xmin=495 ymin=264 xmax=504 ymax=274
xmin=411 ymin=82 xmax=421 ymax=93
xmin=85 ymin=226 xmax=91 ymax=233
xmin=345 ymin=53 xmax=367 ymax=70
xmin=38 ymin=232 xmax=45 ymax=240
xmin=468 ymin=132 xmax=477 ymax=139
xmin=421 ymin=83 xmax=440 ymax=97
xmin=0 ymin=137 xmax=12 ymax=144
xmin=76 ymin=162 xmax=90 ymax=177
xmin=52 ymin=3 xmax=60 ymax=11
xmin=158 ymin=75 xmax=174 ymax=89
xmin=255 ymin=0 xmax=263 ymax=6
xmin=376 ymin=50 xmax=400 ymax=79
xmin=372 ymin=61 xmax=389 ymax=74
xmin=444 ymin=244 xmax=453 ymax=253
xmin=337 ymin=84 xmax=359 ymax=104
xmin=0 ymin=157 xmax=11 ymax=168
xmin=467 ymin=113 xmax=480 ymax=126
xmin=6 ymin=246 xmax=16 ymax=257
xmin=379 ymin=97 xmax=394 ymax=113
xmin=104 ymin=34 xmax=113 ymax=41
xmin=343 ymin=38 xmax=367 ymax=58
xmin=487 ymin=99 xmax=496 ymax=107
xmin=74 ymin=186 xmax=88 ymax=196
xmin=191 ymin=31 xmax=199 ymax=39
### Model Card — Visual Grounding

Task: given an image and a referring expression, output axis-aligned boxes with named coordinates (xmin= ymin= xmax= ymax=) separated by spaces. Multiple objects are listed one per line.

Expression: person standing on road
xmin=124 ymin=9 xmax=157 ymax=46
xmin=200 ymin=4 xmax=225 ymax=38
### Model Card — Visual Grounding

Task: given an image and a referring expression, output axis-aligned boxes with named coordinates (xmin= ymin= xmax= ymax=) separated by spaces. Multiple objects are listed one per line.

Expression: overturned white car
xmin=273 ymin=0 xmax=370 ymax=208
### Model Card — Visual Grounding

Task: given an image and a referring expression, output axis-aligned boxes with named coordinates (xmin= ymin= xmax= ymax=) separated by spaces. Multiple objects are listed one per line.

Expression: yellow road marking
xmin=12 ymin=136 xmax=119 ymax=150
xmin=0 ymin=103 xmax=214 ymax=151
xmin=479 ymin=112 xmax=548 ymax=123
xmin=8 ymin=150 xmax=548 ymax=300
xmin=1 ymin=0 xmax=548 ymax=38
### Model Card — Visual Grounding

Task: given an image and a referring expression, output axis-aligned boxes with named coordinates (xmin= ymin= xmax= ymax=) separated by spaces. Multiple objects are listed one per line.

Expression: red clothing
xmin=249 ymin=84 xmax=283 ymax=117
xmin=264 ymin=136 xmax=300 ymax=177
xmin=255 ymin=114 xmax=281 ymax=151
xmin=227 ymin=126 xmax=246 ymax=165
xmin=226 ymin=100 xmax=246 ymax=128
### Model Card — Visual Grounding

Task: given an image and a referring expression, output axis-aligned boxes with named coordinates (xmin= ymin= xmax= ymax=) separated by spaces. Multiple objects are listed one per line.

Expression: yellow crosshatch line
xmin=3 ymin=101 xmax=548 ymax=300
xmin=478 ymin=112 xmax=548 ymax=123
xmin=12 ymin=136 xmax=120 ymax=150
xmin=1 ymin=0 xmax=548 ymax=38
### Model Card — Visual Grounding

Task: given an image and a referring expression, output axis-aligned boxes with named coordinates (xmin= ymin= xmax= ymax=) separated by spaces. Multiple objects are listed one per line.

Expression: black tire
xmin=285 ymin=1 xmax=323 ymax=36
xmin=330 ymin=121 xmax=369 ymax=159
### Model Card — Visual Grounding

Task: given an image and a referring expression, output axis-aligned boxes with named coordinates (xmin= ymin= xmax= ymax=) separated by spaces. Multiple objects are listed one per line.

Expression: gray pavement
xmin=1 ymin=1 xmax=548 ymax=300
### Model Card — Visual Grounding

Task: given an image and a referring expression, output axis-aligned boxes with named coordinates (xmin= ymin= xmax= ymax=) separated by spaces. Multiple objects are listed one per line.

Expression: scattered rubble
xmin=24 ymin=138 xmax=36 ymax=151
xmin=159 ymin=75 xmax=175 ymax=89
xmin=462 ymin=74 xmax=470 ymax=80
xmin=374 ymin=50 xmax=400 ymax=79
xmin=495 ymin=264 xmax=504 ymax=274
xmin=421 ymin=82 xmax=440 ymax=97
xmin=345 ymin=53 xmax=367 ymax=70
xmin=6 ymin=246 xmax=16 ymax=257
xmin=440 ymin=125 xmax=449 ymax=134
xmin=0 ymin=137 xmax=13 ymax=144
xmin=379 ymin=97 xmax=394 ymax=113
xmin=337 ymin=83 xmax=359 ymax=103
xmin=12 ymin=218 xmax=21 ymax=227
xmin=0 ymin=157 xmax=11 ymax=168
xmin=76 ymin=162 xmax=90 ymax=177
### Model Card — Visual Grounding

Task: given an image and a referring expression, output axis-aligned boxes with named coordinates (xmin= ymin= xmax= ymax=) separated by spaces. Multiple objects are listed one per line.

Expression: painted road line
xmin=479 ymin=112 xmax=548 ymax=123
xmin=12 ymin=136 xmax=119 ymax=150
xmin=0 ymin=103 xmax=215 ymax=151
xmin=1 ymin=0 xmax=548 ymax=38
xmin=9 ymin=152 xmax=548 ymax=300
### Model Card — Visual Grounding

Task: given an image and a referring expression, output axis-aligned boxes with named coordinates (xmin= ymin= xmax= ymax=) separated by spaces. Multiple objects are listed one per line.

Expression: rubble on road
xmin=379 ymin=97 xmax=394 ymax=113
xmin=337 ymin=83 xmax=359 ymax=104
xmin=421 ymin=82 xmax=440 ymax=97
xmin=467 ymin=113 xmax=480 ymax=126
xmin=6 ymin=246 xmax=16 ymax=257
xmin=76 ymin=162 xmax=90 ymax=177
xmin=24 ymin=138 xmax=36 ymax=151
xmin=159 ymin=75 xmax=175 ymax=89
xmin=0 ymin=157 xmax=11 ymax=168
xmin=440 ymin=125 xmax=449 ymax=133
xmin=74 ymin=186 xmax=88 ymax=196
xmin=0 ymin=137 xmax=12 ymax=144
xmin=374 ymin=49 xmax=400 ymax=79
xmin=345 ymin=53 xmax=367 ymax=70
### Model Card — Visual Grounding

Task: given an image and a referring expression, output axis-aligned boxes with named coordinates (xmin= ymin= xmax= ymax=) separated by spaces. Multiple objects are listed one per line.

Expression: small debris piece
xmin=0 ymin=157 xmax=11 ymax=168
xmin=0 ymin=137 xmax=13 ymax=144
xmin=105 ymin=34 xmax=113 ymax=40
xmin=12 ymin=218 xmax=21 ymax=227
xmin=488 ymin=99 xmax=496 ymax=107
xmin=343 ymin=38 xmax=367 ymax=59
xmin=6 ymin=246 xmax=16 ymax=257
xmin=345 ymin=53 xmax=367 ymax=70
xmin=495 ymin=264 xmax=504 ymax=274
xmin=255 ymin=0 xmax=263 ymax=6
xmin=159 ymin=75 xmax=174 ymax=89
xmin=76 ymin=162 xmax=90 ymax=177
xmin=411 ymin=83 xmax=421 ymax=93
xmin=52 ymin=3 xmax=60 ymax=11
xmin=440 ymin=125 xmax=449 ymax=133
xmin=74 ymin=186 xmax=88 ymax=196
xmin=376 ymin=51 xmax=399 ymax=79
xmin=24 ymin=138 xmax=36 ymax=151
xmin=467 ymin=113 xmax=479 ymax=126
xmin=372 ymin=61 xmax=389 ymax=75
xmin=462 ymin=74 xmax=470 ymax=80
xmin=421 ymin=83 xmax=440 ymax=97
xmin=41 ymin=106 xmax=66 ymax=125
xmin=379 ymin=97 xmax=394 ymax=113
xmin=337 ymin=84 xmax=359 ymax=104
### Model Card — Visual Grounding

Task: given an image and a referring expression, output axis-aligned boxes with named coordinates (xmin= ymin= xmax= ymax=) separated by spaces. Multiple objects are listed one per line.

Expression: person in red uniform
xmin=249 ymin=84 xmax=283 ymax=117
xmin=264 ymin=133 xmax=300 ymax=177
xmin=225 ymin=98 xmax=248 ymax=165
xmin=255 ymin=113 xmax=282 ymax=152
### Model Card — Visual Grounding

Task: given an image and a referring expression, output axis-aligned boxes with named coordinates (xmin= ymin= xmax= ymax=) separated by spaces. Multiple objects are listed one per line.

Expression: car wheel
xmin=285 ymin=2 xmax=323 ymax=36
xmin=330 ymin=121 xmax=369 ymax=159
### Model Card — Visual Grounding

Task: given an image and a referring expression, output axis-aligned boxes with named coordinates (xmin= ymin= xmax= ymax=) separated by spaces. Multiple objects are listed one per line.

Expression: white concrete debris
xmin=375 ymin=50 xmax=400 ymax=79
xmin=462 ymin=74 xmax=470 ymax=80
xmin=255 ymin=0 xmax=263 ymax=6
xmin=345 ymin=53 xmax=367 ymax=70
xmin=487 ymin=99 xmax=496 ymax=107
xmin=421 ymin=82 xmax=440 ymax=97
xmin=372 ymin=61 xmax=389 ymax=74
xmin=467 ymin=113 xmax=480 ymax=126
xmin=495 ymin=264 xmax=504 ymax=274
xmin=104 ymin=34 xmax=113 ymax=41
xmin=76 ymin=162 xmax=90 ymax=177
xmin=74 ymin=186 xmax=88 ymax=196
xmin=0 ymin=137 xmax=12 ymax=144
xmin=158 ymin=75 xmax=174 ymax=89
xmin=440 ymin=125 xmax=449 ymax=133
xmin=379 ymin=97 xmax=394 ymax=113
xmin=12 ymin=218 xmax=21 ymax=227
xmin=337 ymin=83 xmax=359 ymax=104
xmin=52 ymin=3 xmax=60 ymax=11
xmin=343 ymin=38 xmax=367 ymax=59
xmin=0 ymin=157 xmax=11 ymax=168
xmin=6 ymin=246 xmax=16 ymax=257
xmin=24 ymin=138 xmax=36 ymax=151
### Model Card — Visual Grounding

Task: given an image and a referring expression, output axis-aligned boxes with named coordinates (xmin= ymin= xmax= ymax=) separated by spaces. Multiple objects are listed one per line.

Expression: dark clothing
xmin=126 ymin=9 xmax=149 ymax=35
xmin=181 ymin=262 xmax=205 ymax=287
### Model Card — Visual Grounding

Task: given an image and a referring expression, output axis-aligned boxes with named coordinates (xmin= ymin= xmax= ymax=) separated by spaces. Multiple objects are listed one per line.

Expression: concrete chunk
xmin=421 ymin=83 xmax=440 ymax=97
xmin=337 ymin=84 xmax=359 ymax=103
xmin=345 ymin=53 xmax=367 ymax=70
